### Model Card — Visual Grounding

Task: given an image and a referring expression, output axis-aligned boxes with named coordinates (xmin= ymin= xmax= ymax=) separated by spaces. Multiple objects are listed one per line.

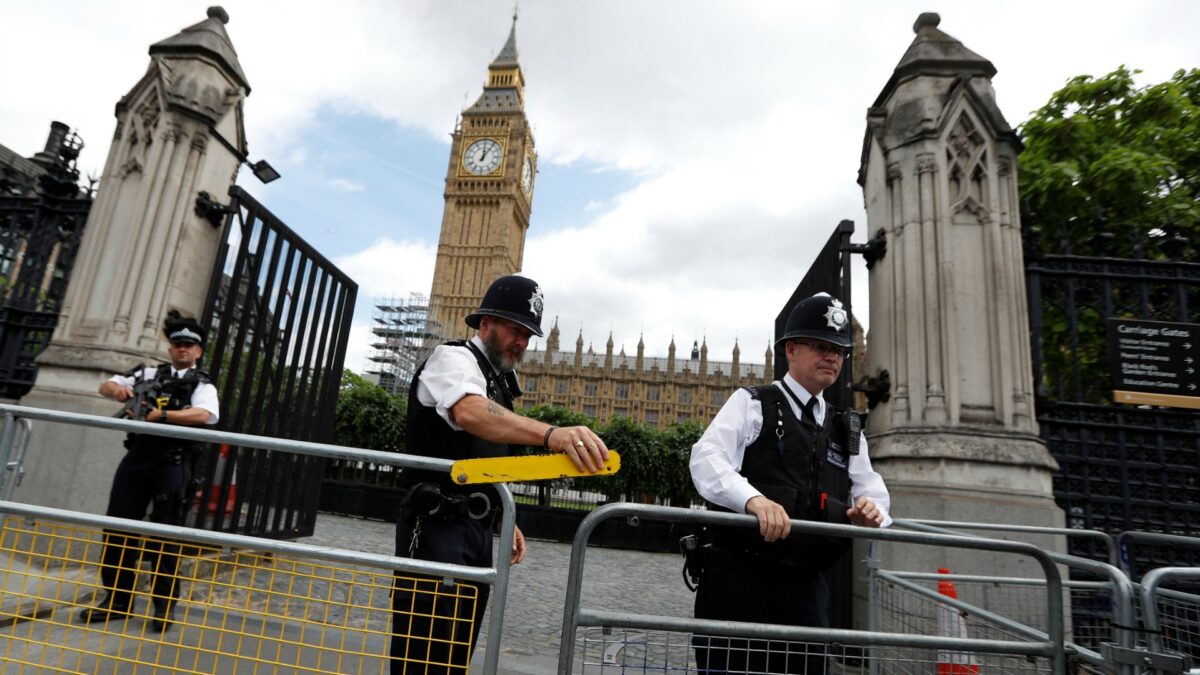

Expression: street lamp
xmin=193 ymin=124 xmax=281 ymax=227
xmin=249 ymin=159 xmax=280 ymax=184
xmin=206 ymin=125 xmax=281 ymax=185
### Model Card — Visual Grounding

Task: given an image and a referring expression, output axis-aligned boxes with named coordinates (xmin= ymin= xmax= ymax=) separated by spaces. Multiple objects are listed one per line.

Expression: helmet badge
xmin=824 ymin=299 xmax=848 ymax=332
xmin=528 ymin=285 xmax=545 ymax=319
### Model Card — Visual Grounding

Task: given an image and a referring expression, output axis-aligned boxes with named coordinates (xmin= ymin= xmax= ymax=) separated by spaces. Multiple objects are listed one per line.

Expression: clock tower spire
xmin=428 ymin=15 xmax=537 ymax=340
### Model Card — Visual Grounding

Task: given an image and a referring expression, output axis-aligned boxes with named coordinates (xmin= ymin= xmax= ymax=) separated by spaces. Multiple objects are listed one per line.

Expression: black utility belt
xmin=400 ymin=482 xmax=494 ymax=521
xmin=125 ymin=446 xmax=195 ymax=459
xmin=707 ymin=540 xmax=829 ymax=573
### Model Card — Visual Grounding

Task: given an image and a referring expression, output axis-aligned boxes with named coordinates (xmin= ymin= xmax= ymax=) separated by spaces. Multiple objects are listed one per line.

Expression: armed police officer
xmin=390 ymin=275 xmax=608 ymax=674
xmin=688 ymin=293 xmax=891 ymax=674
xmin=78 ymin=314 xmax=219 ymax=633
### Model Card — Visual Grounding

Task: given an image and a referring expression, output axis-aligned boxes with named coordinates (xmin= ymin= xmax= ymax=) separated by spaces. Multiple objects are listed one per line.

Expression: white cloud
xmin=327 ymin=177 xmax=365 ymax=192
xmin=342 ymin=321 xmax=375 ymax=379
xmin=333 ymin=237 xmax=437 ymax=373
xmin=333 ymin=238 xmax=437 ymax=301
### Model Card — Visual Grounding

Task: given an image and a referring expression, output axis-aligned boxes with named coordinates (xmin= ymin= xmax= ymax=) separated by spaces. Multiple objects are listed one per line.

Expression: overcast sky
xmin=3 ymin=1 xmax=1197 ymax=372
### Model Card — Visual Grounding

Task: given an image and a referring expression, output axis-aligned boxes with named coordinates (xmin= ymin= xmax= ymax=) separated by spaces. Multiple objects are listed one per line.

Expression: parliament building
xmin=519 ymin=326 xmax=772 ymax=426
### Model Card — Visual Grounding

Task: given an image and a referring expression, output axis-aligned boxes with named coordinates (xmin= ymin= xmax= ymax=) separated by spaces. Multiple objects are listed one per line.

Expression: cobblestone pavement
xmin=301 ymin=512 xmax=696 ymax=673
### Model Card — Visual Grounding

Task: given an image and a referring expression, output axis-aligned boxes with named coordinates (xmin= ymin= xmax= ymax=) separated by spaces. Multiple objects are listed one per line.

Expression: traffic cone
xmin=936 ymin=567 xmax=980 ymax=675
xmin=206 ymin=444 xmax=237 ymax=515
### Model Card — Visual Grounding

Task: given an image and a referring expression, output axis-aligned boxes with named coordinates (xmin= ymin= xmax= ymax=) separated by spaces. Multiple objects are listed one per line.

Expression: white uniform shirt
xmin=108 ymin=366 xmax=220 ymax=425
xmin=690 ymin=373 xmax=892 ymax=526
xmin=415 ymin=336 xmax=502 ymax=430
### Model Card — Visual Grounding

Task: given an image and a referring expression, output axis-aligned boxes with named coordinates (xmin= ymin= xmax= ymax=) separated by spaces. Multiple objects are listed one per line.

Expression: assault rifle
xmin=113 ymin=364 xmax=194 ymax=421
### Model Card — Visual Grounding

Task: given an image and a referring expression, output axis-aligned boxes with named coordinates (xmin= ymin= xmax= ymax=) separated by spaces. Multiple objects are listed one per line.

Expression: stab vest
xmin=404 ymin=340 xmax=519 ymax=492
xmin=708 ymin=384 xmax=853 ymax=570
xmin=124 ymin=365 xmax=210 ymax=455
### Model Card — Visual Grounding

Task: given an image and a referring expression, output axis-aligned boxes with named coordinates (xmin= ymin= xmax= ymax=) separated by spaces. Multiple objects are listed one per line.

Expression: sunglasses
xmin=170 ymin=340 xmax=200 ymax=348
xmin=796 ymin=339 xmax=850 ymax=359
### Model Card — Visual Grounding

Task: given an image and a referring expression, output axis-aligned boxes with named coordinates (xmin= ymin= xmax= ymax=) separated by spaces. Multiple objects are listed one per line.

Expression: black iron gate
xmin=0 ymin=123 xmax=92 ymax=399
xmin=195 ymin=185 xmax=357 ymax=538
xmin=1024 ymin=213 xmax=1200 ymax=571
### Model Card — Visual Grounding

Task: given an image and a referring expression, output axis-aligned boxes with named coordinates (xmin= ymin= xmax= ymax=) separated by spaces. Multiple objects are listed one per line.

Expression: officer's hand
xmin=847 ymin=496 xmax=884 ymax=528
xmin=113 ymin=386 xmax=135 ymax=402
xmin=510 ymin=525 xmax=527 ymax=565
xmin=551 ymin=426 xmax=609 ymax=473
xmin=745 ymin=495 xmax=791 ymax=542
xmin=145 ymin=408 xmax=164 ymax=423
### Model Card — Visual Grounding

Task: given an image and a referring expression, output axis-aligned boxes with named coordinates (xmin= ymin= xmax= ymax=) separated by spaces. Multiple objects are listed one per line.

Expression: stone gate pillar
xmin=859 ymin=14 xmax=1063 ymax=577
xmin=17 ymin=7 xmax=250 ymax=512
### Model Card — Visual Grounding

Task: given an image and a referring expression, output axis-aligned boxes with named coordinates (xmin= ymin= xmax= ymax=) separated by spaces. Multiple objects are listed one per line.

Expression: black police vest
xmin=708 ymin=384 xmax=853 ymax=570
xmin=404 ymin=340 xmax=518 ymax=491
xmin=125 ymin=365 xmax=211 ymax=455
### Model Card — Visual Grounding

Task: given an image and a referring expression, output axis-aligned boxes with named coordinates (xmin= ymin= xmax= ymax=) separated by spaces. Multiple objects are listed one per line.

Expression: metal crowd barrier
xmin=886 ymin=519 xmax=1152 ymax=675
xmin=0 ymin=403 xmax=516 ymax=674
xmin=558 ymin=503 xmax=1066 ymax=675
xmin=1140 ymin=567 xmax=1200 ymax=672
xmin=1118 ymin=531 xmax=1200 ymax=580
xmin=0 ymin=416 xmax=31 ymax=502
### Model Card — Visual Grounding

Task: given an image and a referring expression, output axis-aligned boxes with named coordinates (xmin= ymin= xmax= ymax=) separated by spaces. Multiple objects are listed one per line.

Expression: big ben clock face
xmin=521 ymin=155 xmax=534 ymax=196
xmin=463 ymin=138 xmax=504 ymax=176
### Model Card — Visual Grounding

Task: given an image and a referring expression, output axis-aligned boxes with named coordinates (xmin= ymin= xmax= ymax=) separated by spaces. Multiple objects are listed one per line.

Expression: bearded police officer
xmin=78 ymin=314 xmax=219 ymax=632
xmin=391 ymin=275 xmax=608 ymax=674
xmin=688 ymin=293 xmax=891 ymax=674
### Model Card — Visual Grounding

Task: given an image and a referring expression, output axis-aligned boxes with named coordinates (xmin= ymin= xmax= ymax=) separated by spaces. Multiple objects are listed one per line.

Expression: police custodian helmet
xmin=776 ymin=292 xmax=852 ymax=349
xmin=465 ymin=275 xmax=545 ymax=337
xmin=162 ymin=311 xmax=206 ymax=346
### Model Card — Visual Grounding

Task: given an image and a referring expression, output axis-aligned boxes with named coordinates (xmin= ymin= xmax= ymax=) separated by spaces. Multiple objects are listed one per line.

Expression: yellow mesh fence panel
xmin=0 ymin=516 xmax=479 ymax=674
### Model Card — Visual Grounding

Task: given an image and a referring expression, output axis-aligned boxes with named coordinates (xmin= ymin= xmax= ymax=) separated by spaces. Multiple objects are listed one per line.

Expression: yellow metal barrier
xmin=0 ymin=515 xmax=477 ymax=673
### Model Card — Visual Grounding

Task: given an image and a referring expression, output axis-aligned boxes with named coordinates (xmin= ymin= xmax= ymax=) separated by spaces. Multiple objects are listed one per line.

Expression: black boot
xmin=77 ymin=598 xmax=132 ymax=624
xmin=150 ymin=598 xmax=176 ymax=632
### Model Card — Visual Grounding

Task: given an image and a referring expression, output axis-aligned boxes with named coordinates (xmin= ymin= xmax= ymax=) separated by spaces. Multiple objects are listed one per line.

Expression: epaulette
xmin=742 ymin=384 xmax=779 ymax=401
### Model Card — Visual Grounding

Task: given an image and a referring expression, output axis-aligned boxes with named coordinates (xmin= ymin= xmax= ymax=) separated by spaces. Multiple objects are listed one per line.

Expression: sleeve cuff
xmin=435 ymin=383 xmax=486 ymax=430
xmin=728 ymin=483 xmax=762 ymax=514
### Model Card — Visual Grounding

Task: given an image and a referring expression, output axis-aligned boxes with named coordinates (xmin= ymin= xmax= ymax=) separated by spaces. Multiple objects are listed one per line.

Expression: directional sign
xmin=1107 ymin=318 xmax=1200 ymax=410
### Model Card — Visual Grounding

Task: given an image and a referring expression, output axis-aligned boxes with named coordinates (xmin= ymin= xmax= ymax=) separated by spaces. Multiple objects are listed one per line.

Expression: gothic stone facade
xmin=518 ymin=323 xmax=772 ymax=428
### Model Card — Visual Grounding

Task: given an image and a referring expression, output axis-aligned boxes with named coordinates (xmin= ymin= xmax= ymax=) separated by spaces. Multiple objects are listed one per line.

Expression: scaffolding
xmin=365 ymin=293 xmax=443 ymax=395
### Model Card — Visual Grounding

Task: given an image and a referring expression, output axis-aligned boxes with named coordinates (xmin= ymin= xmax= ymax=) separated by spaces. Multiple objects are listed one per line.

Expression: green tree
xmin=657 ymin=421 xmax=706 ymax=506
xmin=1020 ymin=66 xmax=1200 ymax=251
xmin=597 ymin=415 xmax=663 ymax=503
xmin=332 ymin=370 xmax=407 ymax=451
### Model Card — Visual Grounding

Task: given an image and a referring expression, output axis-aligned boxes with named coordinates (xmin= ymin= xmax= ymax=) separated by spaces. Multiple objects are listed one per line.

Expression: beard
xmin=481 ymin=333 xmax=523 ymax=372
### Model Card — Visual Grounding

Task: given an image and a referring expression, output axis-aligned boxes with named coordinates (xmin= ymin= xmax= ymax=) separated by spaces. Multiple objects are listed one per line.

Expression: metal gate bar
xmin=198 ymin=185 xmax=357 ymax=539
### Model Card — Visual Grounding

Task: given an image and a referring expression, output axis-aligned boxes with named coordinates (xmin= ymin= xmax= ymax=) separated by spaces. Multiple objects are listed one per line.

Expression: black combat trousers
xmin=692 ymin=549 xmax=830 ymax=675
xmin=98 ymin=449 xmax=188 ymax=610
xmin=390 ymin=507 xmax=493 ymax=674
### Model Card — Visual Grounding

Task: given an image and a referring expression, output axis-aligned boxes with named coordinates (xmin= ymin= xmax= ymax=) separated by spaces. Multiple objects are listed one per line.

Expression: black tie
xmin=802 ymin=397 xmax=818 ymax=425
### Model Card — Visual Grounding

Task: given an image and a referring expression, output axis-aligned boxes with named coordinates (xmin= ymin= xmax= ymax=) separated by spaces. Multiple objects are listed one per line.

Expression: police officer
xmin=77 ymin=314 xmax=219 ymax=632
xmin=688 ymin=293 xmax=891 ymax=674
xmin=391 ymin=275 xmax=608 ymax=674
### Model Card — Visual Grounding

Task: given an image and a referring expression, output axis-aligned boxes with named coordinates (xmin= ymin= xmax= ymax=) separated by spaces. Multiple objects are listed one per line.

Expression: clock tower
xmin=429 ymin=16 xmax=537 ymax=340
